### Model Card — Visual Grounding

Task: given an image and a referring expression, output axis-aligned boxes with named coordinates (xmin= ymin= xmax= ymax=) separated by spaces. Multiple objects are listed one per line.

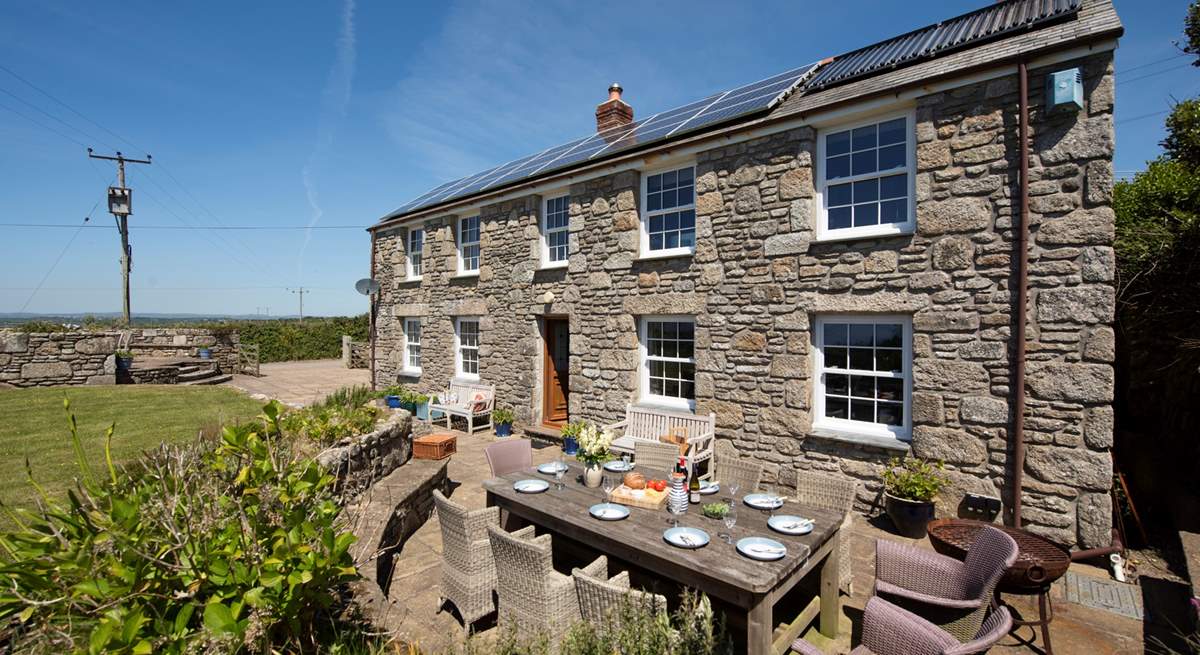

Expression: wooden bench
xmin=428 ymin=380 xmax=495 ymax=434
xmin=603 ymin=404 xmax=716 ymax=480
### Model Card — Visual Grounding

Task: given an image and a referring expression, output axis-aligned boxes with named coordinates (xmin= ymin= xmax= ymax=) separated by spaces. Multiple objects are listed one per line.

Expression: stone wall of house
xmin=373 ymin=52 xmax=1115 ymax=548
xmin=0 ymin=328 xmax=239 ymax=387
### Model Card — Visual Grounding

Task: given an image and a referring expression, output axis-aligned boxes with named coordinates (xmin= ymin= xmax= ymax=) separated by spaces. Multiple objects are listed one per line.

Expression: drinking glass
xmin=622 ymin=453 xmax=631 ymax=469
xmin=602 ymin=474 xmax=615 ymax=503
xmin=722 ymin=502 xmax=737 ymax=544
xmin=554 ymin=467 xmax=566 ymax=491
xmin=762 ymin=484 xmax=777 ymax=519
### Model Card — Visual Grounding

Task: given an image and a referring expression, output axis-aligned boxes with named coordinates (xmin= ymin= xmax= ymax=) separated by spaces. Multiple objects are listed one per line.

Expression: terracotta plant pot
xmin=885 ymin=492 xmax=937 ymax=539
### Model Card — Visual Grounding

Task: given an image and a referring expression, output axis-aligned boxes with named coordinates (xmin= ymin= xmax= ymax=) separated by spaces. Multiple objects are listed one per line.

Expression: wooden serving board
xmin=610 ymin=484 xmax=668 ymax=510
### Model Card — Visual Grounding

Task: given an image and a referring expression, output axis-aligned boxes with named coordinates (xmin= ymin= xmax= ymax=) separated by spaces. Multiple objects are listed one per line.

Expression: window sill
xmin=400 ymin=277 xmax=422 ymax=284
xmin=807 ymin=426 xmax=911 ymax=452
xmin=814 ymin=224 xmax=914 ymax=244
xmin=635 ymin=398 xmax=696 ymax=414
xmin=538 ymin=261 xmax=569 ymax=271
xmin=637 ymin=249 xmax=694 ymax=262
xmin=454 ymin=374 xmax=480 ymax=383
xmin=451 ymin=271 xmax=480 ymax=280
xmin=399 ymin=369 xmax=422 ymax=378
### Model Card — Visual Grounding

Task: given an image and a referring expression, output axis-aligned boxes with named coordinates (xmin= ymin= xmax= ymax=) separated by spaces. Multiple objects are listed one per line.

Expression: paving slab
xmin=227 ymin=359 xmax=369 ymax=406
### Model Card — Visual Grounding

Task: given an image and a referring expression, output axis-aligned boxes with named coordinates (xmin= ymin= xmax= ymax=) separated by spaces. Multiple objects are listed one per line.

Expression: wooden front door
xmin=542 ymin=318 xmax=569 ymax=428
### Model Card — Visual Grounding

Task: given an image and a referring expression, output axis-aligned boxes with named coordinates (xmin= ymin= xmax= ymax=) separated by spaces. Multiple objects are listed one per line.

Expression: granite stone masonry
xmin=0 ymin=328 xmax=238 ymax=388
xmin=372 ymin=52 xmax=1116 ymax=549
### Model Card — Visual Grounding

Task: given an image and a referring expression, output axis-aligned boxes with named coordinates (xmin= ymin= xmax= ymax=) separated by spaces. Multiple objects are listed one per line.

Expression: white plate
xmin=699 ymin=480 xmax=720 ymax=495
xmin=589 ymin=503 xmax=630 ymax=521
xmin=663 ymin=527 xmax=710 ymax=549
xmin=513 ymin=479 xmax=550 ymax=493
xmin=768 ymin=515 xmax=814 ymax=535
xmin=737 ymin=536 xmax=787 ymax=561
xmin=604 ymin=460 xmax=634 ymax=472
xmin=537 ymin=462 xmax=568 ymax=475
xmin=744 ymin=493 xmax=784 ymax=510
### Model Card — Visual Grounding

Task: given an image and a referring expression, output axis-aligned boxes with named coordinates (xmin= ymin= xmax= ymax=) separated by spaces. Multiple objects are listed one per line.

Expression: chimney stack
xmin=595 ymin=82 xmax=633 ymax=133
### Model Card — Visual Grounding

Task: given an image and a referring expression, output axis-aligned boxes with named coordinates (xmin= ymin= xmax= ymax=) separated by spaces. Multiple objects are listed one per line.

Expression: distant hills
xmin=0 ymin=312 xmax=306 ymax=327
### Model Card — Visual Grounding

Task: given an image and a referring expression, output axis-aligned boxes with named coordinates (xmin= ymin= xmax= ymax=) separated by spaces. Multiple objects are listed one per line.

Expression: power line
xmin=1116 ymin=62 xmax=1194 ymax=86
xmin=1116 ymin=109 xmax=1171 ymax=125
xmin=0 ymin=223 xmax=369 ymax=230
xmin=0 ymin=97 xmax=90 ymax=148
xmin=1116 ymin=53 xmax=1189 ymax=76
xmin=17 ymin=193 xmax=108 ymax=313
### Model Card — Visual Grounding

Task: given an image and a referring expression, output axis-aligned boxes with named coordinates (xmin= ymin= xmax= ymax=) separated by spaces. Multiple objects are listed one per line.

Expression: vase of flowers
xmin=575 ymin=422 xmax=614 ymax=488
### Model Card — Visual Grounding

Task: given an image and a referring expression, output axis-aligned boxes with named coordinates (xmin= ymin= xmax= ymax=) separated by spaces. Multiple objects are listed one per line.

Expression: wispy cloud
xmin=298 ymin=0 xmax=356 ymax=284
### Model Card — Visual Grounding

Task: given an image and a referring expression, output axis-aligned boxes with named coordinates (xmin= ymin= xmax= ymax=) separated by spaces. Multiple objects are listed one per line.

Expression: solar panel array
xmin=804 ymin=0 xmax=1081 ymax=91
xmin=384 ymin=62 xmax=820 ymax=220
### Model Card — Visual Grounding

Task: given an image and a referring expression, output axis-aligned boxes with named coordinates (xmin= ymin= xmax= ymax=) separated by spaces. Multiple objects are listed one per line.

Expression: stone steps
xmin=179 ymin=369 xmax=231 ymax=385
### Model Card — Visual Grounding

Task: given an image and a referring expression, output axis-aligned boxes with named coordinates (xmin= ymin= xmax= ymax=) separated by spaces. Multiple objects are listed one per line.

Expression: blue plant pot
xmin=496 ymin=423 xmax=512 ymax=437
xmin=415 ymin=401 xmax=430 ymax=421
xmin=385 ymin=395 xmax=401 ymax=409
xmin=197 ymin=348 xmax=212 ymax=360
xmin=562 ymin=436 xmax=579 ymax=455
xmin=401 ymin=400 xmax=417 ymax=413
xmin=116 ymin=357 xmax=133 ymax=371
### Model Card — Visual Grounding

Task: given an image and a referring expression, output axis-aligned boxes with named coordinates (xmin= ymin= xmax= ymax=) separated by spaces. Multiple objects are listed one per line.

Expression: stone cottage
xmin=368 ymin=0 xmax=1122 ymax=548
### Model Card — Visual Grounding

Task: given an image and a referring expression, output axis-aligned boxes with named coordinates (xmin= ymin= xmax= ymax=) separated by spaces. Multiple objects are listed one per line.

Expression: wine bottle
xmin=688 ymin=463 xmax=700 ymax=504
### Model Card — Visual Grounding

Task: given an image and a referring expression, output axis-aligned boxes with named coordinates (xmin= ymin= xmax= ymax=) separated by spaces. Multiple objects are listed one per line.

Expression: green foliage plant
xmin=0 ymin=399 xmax=359 ymax=653
xmin=492 ymin=406 xmax=515 ymax=426
xmin=881 ymin=457 xmax=948 ymax=503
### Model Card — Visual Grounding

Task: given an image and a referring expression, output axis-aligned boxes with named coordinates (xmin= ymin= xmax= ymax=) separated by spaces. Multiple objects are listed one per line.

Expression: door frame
xmin=540 ymin=316 xmax=570 ymax=429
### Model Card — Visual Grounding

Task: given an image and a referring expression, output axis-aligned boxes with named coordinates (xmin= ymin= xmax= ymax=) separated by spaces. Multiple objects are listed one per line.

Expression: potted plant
xmin=574 ymin=422 xmax=614 ymax=488
xmin=560 ymin=420 xmax=582 ymax=456
xmin=412 ymin=390 xmax=431 ymax=421
xmin=493 ymin=406 xmax=515 ymax=437
xmin=115 ymin=350 xmax=134 ymax=371
xmin=197 ymin=347 xmax=212 ymax=360
xmin=382 ymin=385 xmax=404 ymax=409
xmin=881 ymin=457 xmax=948 ymax=538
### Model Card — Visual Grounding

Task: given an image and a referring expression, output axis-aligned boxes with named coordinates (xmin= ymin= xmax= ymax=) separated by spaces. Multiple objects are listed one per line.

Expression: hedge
xmin=229 ymin=316 xmax=368 ymax=363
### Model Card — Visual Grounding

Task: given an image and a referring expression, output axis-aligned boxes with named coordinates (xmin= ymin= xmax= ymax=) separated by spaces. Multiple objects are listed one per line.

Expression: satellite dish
xmin=355 ymin=278 xmax=382 ymax=296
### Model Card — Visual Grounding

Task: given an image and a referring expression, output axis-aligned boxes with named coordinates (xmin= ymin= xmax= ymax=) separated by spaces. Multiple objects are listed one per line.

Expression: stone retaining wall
xmin=372 ymin=53 xmax=1116 ymax=548
xmin=317 ymin=409 xmax=414 ymax=500
xmin=0 ymin=328 xmax=238 ymax=387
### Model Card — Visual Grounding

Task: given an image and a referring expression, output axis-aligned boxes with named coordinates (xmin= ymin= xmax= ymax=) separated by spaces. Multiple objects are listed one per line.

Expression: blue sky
xmin=0 ymin=0 xmax=1192 ymax=317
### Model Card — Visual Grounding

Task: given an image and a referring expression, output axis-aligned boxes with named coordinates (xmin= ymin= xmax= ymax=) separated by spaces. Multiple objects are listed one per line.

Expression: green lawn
xmin=0 ymin=385 xmax=264 ymax=513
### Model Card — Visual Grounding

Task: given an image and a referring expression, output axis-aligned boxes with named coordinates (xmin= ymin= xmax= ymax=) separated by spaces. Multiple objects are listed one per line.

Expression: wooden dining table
xmin=483 ymin=462 xmax=843 ymax=655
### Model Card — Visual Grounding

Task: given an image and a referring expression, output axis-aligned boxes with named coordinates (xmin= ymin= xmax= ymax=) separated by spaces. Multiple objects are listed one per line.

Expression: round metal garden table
xmin=927 ymin=519 xmax=1071 ymax=655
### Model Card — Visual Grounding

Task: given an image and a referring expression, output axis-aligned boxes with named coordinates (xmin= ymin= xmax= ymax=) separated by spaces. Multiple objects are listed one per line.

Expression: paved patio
xmin=227 ymin=358 xmax=369 ymax=406
xmin=379 ymin=427 xmax=1152 ymax=654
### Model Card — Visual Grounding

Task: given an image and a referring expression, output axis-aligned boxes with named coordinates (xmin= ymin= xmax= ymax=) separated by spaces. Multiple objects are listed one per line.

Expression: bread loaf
xmin=623 ymin=472 xmax=646 ymax=490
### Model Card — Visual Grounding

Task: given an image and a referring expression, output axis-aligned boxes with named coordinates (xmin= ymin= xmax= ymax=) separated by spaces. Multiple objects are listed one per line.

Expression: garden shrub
xmin=0 ymin=400 xmax=360 ymax=653
xmin=282 ymin=386 xmax=382 ymax=447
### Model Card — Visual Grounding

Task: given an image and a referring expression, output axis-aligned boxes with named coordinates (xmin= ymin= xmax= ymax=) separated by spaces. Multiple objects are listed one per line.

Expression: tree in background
xmin=1111 ymin=0 xmax=1200 ymax=536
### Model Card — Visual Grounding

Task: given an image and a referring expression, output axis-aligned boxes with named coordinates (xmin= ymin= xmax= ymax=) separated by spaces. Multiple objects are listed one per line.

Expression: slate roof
xmin=374 ymin=0 xmax=1121 ymax=228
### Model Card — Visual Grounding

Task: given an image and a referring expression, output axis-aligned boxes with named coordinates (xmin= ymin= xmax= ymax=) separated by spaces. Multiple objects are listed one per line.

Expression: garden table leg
xmin=819 ymin=533 xmax=841 ymax=638
xmin=747 ymin=594 xmax=773 ymax=655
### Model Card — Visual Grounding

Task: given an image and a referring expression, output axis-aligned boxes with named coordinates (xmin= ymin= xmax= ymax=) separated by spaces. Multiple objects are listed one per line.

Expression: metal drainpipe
xmin=1012 ymin=59 xmax=1031 ymax=529
xmin=369 ymin=230 xmax=377 ymax=392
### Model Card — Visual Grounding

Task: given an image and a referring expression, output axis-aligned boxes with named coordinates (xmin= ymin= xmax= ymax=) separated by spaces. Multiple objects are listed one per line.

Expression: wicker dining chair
xmin=487 ymin=524 xmax=589 ymax=636
xmin=791 ymin=595 xmax=1014 ymax=655
xmin=433 ymin=489 xmax=530 ymax=626
xmin=714 ymin=440 xmax=763 ymax=493
xmin=573 ymin=555 xmax=668 ymax=630
xmin=874 ymin=526 xmax=1019 ymax=642
xmin=484 ymin=439 xmax=532 ymax=477
xmin=634 ymin=439 xmax=682 ymax=473
xmin=794 ymin=470 xmax=858 ymax=594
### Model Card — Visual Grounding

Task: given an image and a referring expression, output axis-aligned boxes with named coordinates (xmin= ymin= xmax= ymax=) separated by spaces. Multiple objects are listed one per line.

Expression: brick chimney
xmin=595 ymin=83 xmax=633 ymax=133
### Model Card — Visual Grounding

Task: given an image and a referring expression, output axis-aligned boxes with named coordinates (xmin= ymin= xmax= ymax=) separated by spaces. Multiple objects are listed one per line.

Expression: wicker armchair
xmin=791 ymin=596 xmax=1013 ymax=655
xmin=485 ymin=439 xmax=532 ymax=477
xmin=487 ymin=524 xmax=586 ymax=635
xmin=634 ymin=440 xmax=681 ymax=473
xmin=874 ymin=527 xmax=1019 ymax=642
xmin=433 ymin=489 xmax=528 ymax=625
xmin=573 ymin=555 xmax=668 ymax=630
xmin=714 ymin=440 xmax=763 ymax=493
xmin=794 ymin=470 xmax=858 ymax=594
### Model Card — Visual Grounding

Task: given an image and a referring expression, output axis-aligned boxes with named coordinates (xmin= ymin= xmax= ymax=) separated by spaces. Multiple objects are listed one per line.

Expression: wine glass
xmin=727 ymin=481 xmax=741 ymax=506
xmin=622 ymin=453 xmax=631 ymax=470
xmin=602 ymin=474 xmax=615 ymax=504
xmin=762 ymin=484 xmax=777 ymax=520
xmin=554 ymin=466 xmax=566 ymax=491
xmin=722 ymin=501 xmax=738 ymax=544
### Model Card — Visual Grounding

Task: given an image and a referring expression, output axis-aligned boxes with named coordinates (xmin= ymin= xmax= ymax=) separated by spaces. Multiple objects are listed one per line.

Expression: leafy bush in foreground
xmin=0 ymin=400 xmax=359 ymax=653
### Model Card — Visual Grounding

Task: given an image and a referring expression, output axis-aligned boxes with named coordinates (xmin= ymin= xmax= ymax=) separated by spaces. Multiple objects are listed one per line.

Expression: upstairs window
xmin=455 ymin=317 xmax=480 ymax=380
xmin=403 ymin=318 xmax=421 ymax=373
xmin=543 ymin=194 xmax=570 ymax=267
xmin=641 ymin=165 xmax=695 ymax=257
xmin=818 ymin=114 xmax=914 ymax=240
xmin=407 ymin=228 xmax=424 ymax=279
xmin=458 ymin=216 xmax=480 ymax=274
xmin=813 ymin=315 xmax=911 ymax=440
xmin=639 ymin=316 xmax=695 ymax=410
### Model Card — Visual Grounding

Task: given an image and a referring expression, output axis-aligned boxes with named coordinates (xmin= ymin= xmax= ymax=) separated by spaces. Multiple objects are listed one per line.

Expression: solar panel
xmin=804 ymin=0 xmax=1081 ymax=91
xmin=382 ymin=62 xmax=819 ymax=221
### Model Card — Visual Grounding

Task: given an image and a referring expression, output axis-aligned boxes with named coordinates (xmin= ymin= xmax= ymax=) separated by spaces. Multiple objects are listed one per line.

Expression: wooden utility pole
xmin=289 ymin=287 xmax=308 ymax=320
xmin=87 ymin=149 xmax=151 ymax=326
